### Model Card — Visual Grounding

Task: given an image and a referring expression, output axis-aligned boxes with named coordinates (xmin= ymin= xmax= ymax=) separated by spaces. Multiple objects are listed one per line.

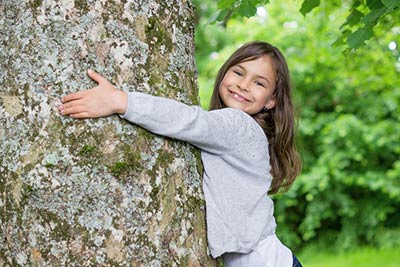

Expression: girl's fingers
xmin=87 ymin=69 xmax=107 ymax=85
xmin=60 ymin=103 xmax=86 ymax=115
xmin=59 ymin=101 xmax=74 ymax=110
xmin=61 ymin=69 xmax=107 ymax=103
xmin=62 ymin=91 xmax=85 ymax=103
xmin=59 ymin=70 xmax=115 ymax=118
xmin=59 ymin=98 xmax=83 ymax=110
xmin=70 ymin=112 xmax=91 ymax=119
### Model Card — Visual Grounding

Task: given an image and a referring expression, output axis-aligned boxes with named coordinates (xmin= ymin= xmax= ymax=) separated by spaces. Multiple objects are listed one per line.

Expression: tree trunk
xmin=0 ymin=0 xmax=216 ymax=266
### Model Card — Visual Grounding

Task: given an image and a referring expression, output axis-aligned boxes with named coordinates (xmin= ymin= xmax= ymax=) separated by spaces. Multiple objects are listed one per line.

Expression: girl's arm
xmin=59 ymin=70 xmax=237 ymax=153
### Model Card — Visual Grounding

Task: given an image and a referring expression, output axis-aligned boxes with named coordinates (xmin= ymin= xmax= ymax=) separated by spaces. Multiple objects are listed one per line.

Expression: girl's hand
xmin=58 ymin=69 xmax=127 ymax=119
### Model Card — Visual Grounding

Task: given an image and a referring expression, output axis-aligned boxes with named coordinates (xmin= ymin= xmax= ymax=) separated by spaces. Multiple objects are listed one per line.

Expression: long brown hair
xmin=209 ymin=41 xmax=301 ymax=194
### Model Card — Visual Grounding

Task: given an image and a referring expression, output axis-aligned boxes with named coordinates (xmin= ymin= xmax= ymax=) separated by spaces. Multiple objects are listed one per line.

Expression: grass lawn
xmin=298 ymin=246 xmax=400 ymax=267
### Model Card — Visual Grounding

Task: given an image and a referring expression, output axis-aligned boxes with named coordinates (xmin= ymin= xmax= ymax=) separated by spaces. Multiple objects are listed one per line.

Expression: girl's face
xmin=219 ymin=55 xmax=276 ymax=115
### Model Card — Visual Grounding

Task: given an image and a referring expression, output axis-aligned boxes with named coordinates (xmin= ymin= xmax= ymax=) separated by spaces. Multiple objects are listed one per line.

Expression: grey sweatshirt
xmin=121 ymin=92 xmax=278 ymax=258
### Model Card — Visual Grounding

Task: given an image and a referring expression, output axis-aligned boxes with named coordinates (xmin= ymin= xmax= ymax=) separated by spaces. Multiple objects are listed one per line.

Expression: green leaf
xmin=300 ymin=0 xmax=320 ymax=16
xmin=341 ymin=9 xmax=363 ymax=28
xmin=334 ymin=29 xmax=352 ymax=48
xmin=351 ymin=0 xmax=363 ymax=9
xmin=347 ymin=27 xmax=373 ymax=48
xmin=237 ymin=0 xmax=257 ymax=18
xmin=249 ymin=0 xmax=260 ymax=5
xmin=207 ymin=9 xmax=230 ymax=24
xmin=366 ymin=0 xmax=385 ymax=10
xmin=382 ymin=0 xmax=400 ymax=11
xmin=217 ymin=0 xmax=237 ymax=9
xmin=362 ymin=7 xmax=386 ymax=27
xmin=249 ymin=0 xmax=270 ymax=6
xmin=332 ymin=36 xmax=346 ymax=47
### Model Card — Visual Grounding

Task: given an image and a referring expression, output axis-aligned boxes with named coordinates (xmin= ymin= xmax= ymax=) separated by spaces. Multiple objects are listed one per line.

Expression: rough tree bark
xmin=0 ymin=0 xmax=216 ymax=266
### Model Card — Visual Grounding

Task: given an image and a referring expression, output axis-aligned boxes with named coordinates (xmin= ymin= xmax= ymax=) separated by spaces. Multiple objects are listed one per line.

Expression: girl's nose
xmin=237 ymin=79 xmax=250 ymax=92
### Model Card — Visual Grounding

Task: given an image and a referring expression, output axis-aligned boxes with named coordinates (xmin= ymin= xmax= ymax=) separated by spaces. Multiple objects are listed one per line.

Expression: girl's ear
xmin=265 ymin=98 xmax=276 ymax=109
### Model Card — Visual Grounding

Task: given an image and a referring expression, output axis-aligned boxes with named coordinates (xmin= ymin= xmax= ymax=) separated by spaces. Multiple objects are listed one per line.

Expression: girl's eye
xmin=255 ymin=81 xmax=265 ymax=87
xmin=233 ymin=70 xmax=242 ymax=76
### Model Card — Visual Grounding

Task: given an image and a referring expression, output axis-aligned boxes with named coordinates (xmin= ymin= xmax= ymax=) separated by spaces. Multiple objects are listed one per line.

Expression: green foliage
xmin=208 ymin=0 xmax=270 ymax=25
xmin=210 ymin=0 xmax=400 ymax=50
xmin=300 ymin=0 xmax=320 ymax=15
xmin=337 ymin=0 xmax=400 ymax=50
xmin=194 ymin=0 xmax=400 ymax=251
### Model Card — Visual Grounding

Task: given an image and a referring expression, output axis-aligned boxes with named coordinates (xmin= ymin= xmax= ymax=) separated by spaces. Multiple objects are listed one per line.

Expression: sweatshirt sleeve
xmin=120 ymin=92 xmax=240 ymax=154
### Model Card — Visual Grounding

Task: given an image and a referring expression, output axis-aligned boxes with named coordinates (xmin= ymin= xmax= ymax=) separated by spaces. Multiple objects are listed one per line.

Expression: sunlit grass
xmin=298 ymin=246 xmax=400 ymax=267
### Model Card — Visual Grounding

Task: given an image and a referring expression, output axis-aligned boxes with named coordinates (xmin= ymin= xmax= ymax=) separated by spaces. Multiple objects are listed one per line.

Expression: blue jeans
xmin=292 ymin=254 xmax=303 ymax=267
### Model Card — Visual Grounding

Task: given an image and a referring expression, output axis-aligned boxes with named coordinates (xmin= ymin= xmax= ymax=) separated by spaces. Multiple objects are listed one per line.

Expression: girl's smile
xmin=219 ymin=55 xmax=276 ymax=115
xmin=228 ymin=89 xmax=251 ymax=102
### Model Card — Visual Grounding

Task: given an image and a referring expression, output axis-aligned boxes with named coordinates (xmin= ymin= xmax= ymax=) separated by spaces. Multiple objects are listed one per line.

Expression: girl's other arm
xmin=59 ymin=69 xmax=127 ymax=118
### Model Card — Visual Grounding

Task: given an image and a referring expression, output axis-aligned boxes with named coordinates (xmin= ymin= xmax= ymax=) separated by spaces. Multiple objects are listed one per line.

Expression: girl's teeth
xmin=234 ymin=93 xmax=245 ymax=101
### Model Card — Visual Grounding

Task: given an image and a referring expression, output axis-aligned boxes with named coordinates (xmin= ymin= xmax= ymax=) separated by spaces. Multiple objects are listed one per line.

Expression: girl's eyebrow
xmin=236 ymin=64 xmax=272 ymax=86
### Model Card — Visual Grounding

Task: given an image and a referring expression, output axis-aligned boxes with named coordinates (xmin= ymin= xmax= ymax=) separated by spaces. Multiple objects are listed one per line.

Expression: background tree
xmin=0 ymin=0 xmax=216 ymax=266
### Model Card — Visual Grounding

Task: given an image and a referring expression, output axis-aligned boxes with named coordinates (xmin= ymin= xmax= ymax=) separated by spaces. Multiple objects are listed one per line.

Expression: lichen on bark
xmin=0 ymin=0 xmax=215 ymax=266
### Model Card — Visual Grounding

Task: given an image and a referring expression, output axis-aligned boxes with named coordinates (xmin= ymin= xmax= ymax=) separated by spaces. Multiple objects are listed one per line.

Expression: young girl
xmin=59 ymin=41 xmax=303 ymax=267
